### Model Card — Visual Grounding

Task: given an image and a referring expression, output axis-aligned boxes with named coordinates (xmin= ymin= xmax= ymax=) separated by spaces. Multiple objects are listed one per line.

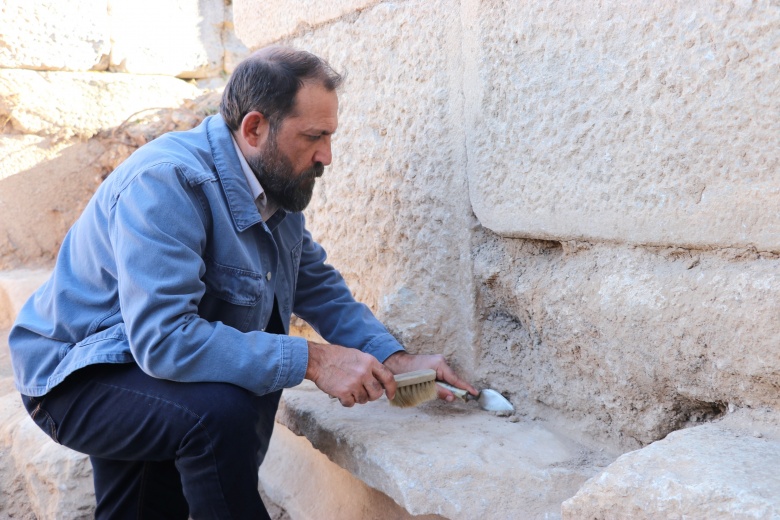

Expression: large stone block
xmin=278 ymin=382 xmax=614 ymax=519
xmin=233 ymin=0 xmax=376 ymax=49
xmin=0 ymin=394 xmax=95 ymax=519
xmin=0 ymin=0 xmax=110 ymax=71
xmin=0 ymin=70 xmax=202 ymax=139
xmin=562 ymin=423 xmax=780 ymax=518
xmin=473 ymin=233 xmax=780 ymax=450
xmin=0 ymin=270 xmax=52 ymax=329
xmin=260 ymin=425 xmax=444 ymax=520
xmin=275 ymin=0 xmax=479 ymax=374
xmin=108 ymin=0 xmax=225 ymax=78
xmin=464 ymin=1 xmax=780 ymax=251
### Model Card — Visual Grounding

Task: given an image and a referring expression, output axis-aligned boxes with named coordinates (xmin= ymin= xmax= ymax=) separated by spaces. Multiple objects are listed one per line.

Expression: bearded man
xmin=9 ymin=47 xmax=475 ymax=519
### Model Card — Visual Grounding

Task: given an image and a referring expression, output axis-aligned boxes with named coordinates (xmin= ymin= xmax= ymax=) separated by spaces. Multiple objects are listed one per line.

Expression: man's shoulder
xmin=109 ymin=118 xmax=221 ymax=190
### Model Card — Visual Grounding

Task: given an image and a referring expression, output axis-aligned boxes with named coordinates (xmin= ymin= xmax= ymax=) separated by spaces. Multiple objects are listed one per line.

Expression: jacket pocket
xmin=202 ymin=258 xmax=265 ymax=306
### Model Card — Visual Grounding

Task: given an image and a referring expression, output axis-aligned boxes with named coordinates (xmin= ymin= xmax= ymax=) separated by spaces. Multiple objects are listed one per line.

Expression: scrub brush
xmin=389 ymin=369 xmax=438 ymax=407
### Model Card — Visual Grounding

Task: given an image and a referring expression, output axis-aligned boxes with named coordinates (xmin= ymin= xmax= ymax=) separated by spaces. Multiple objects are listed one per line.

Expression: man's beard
xmin=245 ymin=136 xmax=324 ymax=213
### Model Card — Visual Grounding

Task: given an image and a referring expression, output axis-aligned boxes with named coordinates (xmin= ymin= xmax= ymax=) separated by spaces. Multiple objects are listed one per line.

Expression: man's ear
xmin=239 ymin=111 xmax=270 ymax=148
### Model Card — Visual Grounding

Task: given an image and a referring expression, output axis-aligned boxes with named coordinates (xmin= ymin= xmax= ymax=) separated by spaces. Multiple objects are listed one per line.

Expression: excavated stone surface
xmin=233 ymin=0 xmax=377 ymax=49
xmin=0 ymin=393 xmax=95 ymax=520
xmin=562 ymin=422 xmax=780 ymax=519
xmin=274 ymin=0 xmax=480 ymax=377
xmin=473 ymin=232 xmax=780 ymax=451
xmin=260 ymin=425 xmax=445 ymax=520
xmin=463 ymin=1 xmax=780 ymax=251
xmin=0 ymin=70 xmax=202 ymax=139
xmin=108 ymin=0 xmax=225 ymax=78
xmin=0 ymin=0 xmax=110 ymax=71
xmin=223 ymin=2 xmax=251 ymax=74
xmin=277 ymin=382 xmax=615 ymax=519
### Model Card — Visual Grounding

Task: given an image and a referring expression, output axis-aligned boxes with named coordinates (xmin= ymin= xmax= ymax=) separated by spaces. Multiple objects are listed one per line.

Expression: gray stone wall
xmin=235 ymin=0 xmax=780 ymax=451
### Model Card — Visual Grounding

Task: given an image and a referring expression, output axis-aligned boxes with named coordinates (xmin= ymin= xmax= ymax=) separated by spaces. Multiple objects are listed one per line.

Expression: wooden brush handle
xmin=437 ymin=382 xmax=477 ymax=401
xmin=393 ymin=369 xmax=436 ymax=387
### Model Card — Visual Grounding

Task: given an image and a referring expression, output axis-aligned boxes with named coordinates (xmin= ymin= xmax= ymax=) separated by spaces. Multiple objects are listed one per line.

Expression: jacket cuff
xmin=278 ymin=335 xmax=310 ymax=390
xmin=361 ymin=333 xmax=406 ymax=363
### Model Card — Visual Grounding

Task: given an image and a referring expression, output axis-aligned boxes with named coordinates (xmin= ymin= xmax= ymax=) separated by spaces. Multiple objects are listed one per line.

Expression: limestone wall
xmin=235 ymin=0 xmax=780 ymax=451
xmin=0 ymin=0 xmax=247 ymax=270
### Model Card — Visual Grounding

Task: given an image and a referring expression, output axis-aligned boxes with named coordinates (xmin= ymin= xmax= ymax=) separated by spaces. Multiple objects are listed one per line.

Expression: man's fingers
xmin=438 ymin=364 xmax=478 ymax=396
xmin=372 ymin=362 xmax=397 ymax=400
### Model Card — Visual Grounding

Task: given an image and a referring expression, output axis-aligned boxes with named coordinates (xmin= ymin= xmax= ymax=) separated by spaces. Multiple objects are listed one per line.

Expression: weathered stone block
xmin=277 ymin=382 xmax=614 ymax=519
xmin=233 ymin=0 xmax=376 ymax=49
xmin=562 ymin=423 xmax=780 ymax=519
xmin=474 ymin=236 xmax=780 ymax=450
xmin=0 ymin=70 xmax=201 ymax=138
xmin=464 ymin=1 xmax=780 ymax=251
xmin=260 ymin=425 xmax=443 ymax=520
xmin=0 ymin=393 xmax=95 ymax=519
xmin=109 ymin=0 xmax=225 ymax=78
xmin=264 ymin=0 xmax=479 ymax=375
xmin=0 ymin=0 xmax=110 ymax=71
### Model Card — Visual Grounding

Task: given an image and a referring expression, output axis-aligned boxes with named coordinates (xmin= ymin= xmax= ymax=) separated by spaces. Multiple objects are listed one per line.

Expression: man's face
xmin=246 ymin=82 xmax=338 ymax=212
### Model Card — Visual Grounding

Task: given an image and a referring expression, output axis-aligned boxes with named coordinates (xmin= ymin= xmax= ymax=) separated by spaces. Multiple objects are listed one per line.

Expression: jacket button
xmin=266 ymin=272 xmax=272 ymax=281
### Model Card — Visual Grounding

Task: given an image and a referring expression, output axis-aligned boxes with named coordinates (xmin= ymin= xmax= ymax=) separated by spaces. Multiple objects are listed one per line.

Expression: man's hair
xmin=220 ymin=47 xmax=344 ymax=133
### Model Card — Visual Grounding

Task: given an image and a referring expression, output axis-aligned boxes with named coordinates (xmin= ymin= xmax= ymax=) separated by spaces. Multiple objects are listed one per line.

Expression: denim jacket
xmin=10 ymin=115 xmax=403 ymax=397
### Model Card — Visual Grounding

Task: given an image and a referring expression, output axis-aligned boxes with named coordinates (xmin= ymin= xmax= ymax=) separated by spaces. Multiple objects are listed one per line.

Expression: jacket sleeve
xmin=109 ymin=163 xmax=308 ymax=395
xmin=291 ymin=219 xmax=405 ymax=363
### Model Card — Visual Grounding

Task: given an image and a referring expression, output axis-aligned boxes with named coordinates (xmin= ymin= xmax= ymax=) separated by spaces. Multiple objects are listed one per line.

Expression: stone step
xmin=272 ymin=381 xmax=616 ymax=519
xmin=0 ymin=269 xmax=51 ymax=329
xmin=562 ymin=418 xmax=780 ymax=519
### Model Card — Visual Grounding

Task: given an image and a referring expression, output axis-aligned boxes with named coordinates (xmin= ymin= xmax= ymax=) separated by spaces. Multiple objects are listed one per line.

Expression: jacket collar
xmin=206 ymin=114 xmax=275 ymax=232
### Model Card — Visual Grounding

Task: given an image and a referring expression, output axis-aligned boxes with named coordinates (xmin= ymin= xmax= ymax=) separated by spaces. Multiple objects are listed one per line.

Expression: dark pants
xmin=22 ymin=362 xmax=281 ymax=519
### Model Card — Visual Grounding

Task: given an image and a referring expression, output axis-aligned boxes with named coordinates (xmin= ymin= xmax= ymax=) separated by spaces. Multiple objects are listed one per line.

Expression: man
xmin=9 ymin=47 xmax=475 ymax=519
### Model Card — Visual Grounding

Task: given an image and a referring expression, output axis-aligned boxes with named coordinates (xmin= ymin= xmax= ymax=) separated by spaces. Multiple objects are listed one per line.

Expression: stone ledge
xmin=276 ymin=381 xmax=614 ymax=519
xmin=562 ymin=420 xmax=780 ymax=519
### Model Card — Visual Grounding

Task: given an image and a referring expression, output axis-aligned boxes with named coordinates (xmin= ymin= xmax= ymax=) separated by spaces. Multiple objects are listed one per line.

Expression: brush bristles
xmin=389 ymin=369 xmax=438 ymax=408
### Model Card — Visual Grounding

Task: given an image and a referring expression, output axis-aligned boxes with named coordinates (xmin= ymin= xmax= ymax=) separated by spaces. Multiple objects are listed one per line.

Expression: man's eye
xmin=307 ymin=135 xmax=321 ymax=141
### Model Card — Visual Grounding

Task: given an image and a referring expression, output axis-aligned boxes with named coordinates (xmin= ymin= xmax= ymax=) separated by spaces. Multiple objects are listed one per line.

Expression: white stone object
xmin=0 ymin=0 xmax=110 ymax=71
xmin=109 ymin=0 xmax=224 ymax=78
xmin=562 ymin=424 xmax=780 ymax=519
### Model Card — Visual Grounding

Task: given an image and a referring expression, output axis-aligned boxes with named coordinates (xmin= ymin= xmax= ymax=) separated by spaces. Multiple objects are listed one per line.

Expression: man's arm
xmin=291 ymin=219 xmax=476 ymax=404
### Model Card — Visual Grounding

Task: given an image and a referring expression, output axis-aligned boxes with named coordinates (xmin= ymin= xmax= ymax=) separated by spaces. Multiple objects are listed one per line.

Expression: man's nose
xmin=313 ymin=138 xmax=332 ymax=166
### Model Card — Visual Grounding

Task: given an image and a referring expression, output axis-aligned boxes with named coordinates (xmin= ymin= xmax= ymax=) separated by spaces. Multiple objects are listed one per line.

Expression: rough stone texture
xmin=0 ymin=393 xmax=95 ymax=519
xmin=562 ymin=422 xmax=780 ymax=519
xmin=464 ymin=0 xmax=780 ymax=251
xmin=0 ymin=70 xmax=202 ymax=139
xmin=473 ymin=232 xmax=780 ymax=450
xmin=0 ymin=0 xmax=110 ymax=71
xmin=233 ymin=0 xmax=377 ymax=49
xmin=277 ymin=382 xmax=614 ymax=519
xmin=260 ymin=424 xmax=445 ymax=520
xmin=108 ymin=0 xmax=225 ymax=78
xmin=279 ymin=0 xmax=480 ymax=377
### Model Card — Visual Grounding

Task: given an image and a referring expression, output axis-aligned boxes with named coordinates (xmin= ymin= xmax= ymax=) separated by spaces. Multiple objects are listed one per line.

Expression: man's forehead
xmin=286 ymin=83 xmax=339 ymax=132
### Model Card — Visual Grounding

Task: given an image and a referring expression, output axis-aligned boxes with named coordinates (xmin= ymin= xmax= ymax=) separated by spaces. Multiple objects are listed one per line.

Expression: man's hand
xmin=383 ymin=351 xmax=478 ymax=402
xmin=305 ymin=342 xmax=397 ymax=407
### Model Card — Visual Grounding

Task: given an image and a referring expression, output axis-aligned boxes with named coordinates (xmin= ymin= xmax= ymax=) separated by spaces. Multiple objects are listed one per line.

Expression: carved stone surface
xmin=0 ymin=0 xmax=110 ymax=71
